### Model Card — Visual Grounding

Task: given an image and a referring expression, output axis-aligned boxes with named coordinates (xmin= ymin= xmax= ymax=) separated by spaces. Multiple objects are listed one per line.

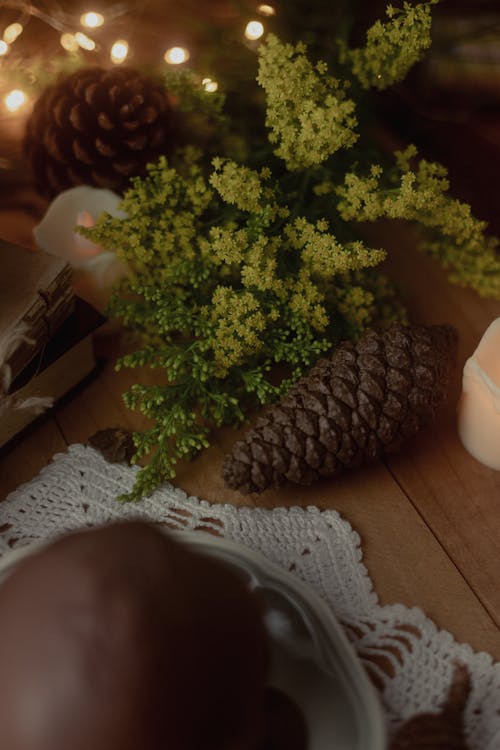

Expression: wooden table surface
xmin=1 ymin=201 xmax=499 ymax=663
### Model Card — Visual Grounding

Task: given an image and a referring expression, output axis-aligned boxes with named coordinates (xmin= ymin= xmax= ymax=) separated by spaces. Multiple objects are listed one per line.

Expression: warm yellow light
xmin=164 ymin=46 xmax=189 ymax=65
xmin=244 ymin=20 xmax=264 ymax=40
xmin=60 ymin=33 xmax=79 ymax=52
xmin=110 ymin=40 xmax=128 ymax=64
xmin=0 ymin=40 xmax=9 ymax=56
xmin=257 ymin=4 xmax=276 ymax=16
xmin=3 ymin=22 xmax=23 ymax=44
xmin=80 ymin=12 xmax=104 ymax=28
xmin=4 ymin=89 xmax=27 ymax=113
xmin=75 ymin=31 xmax=96 ymax=51
xmin=202 ymin=78 xmax=218 ymax=93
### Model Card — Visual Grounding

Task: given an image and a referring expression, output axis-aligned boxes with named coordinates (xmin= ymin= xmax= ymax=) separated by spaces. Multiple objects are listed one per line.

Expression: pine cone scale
xmin=222 ymin=324 xmax=458 ymax=493
xmin=271 ymin=445 xmax=289 ymax=474
xmin=305 ymin=436 xmax=324 ymax=469
xmin=383 ymin=392 xmax=407 ymax=421
xmin=113 ymin=159 xmax=138 ymax=176
xmin=126 ymin=134 xmax=149 ymax=151
xmin=84 ymin=82 xmax=101 ymax=108
xmin=232 ymin=443 xmax=253 ymax=465
xmin=295 ymin=410 xmax=318 ymax=437
xmin=358 ymin=353 xmax=386 ymax=377
xmin=350 ymin=413 xmax=370 ymax=449
xmin=331 ymin=378 xmax=358 ymax=409
xmin=300 ymin=390 xmax=327 ymax=414
xmin=261 ymin=424 xmax=283 ymax=446
xmin=357 ymin=391 xmax=379 ymax=430
xmin=360 ymin=372 xmax=386 ymax=402
xmin=97 ymin=112 xmax=114 ymax=131
xmin=326 ymin=395 xmax=353 ymax=431
xmin=386 ymin=366 xmax=411 ymax=392
xmin=95 ymin=137 xmax=117 ymax=158
xmin=318 ymin=415 xmax=340 ymax=453
xmin=72 ymin=139 xmax=94 ymax=165
xmin=283 ymin=425 xmax=305 ymax=457
xmin=377 ymin=413 xmax=398 ymax=445
xmin=386 ymin=345 xmax=412 ymax=369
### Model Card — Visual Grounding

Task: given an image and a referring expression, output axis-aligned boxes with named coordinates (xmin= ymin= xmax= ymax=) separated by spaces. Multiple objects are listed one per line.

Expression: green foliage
xmin=80 ymin=0 xmax=500 ymax=500
xmin=338 ymin=0 xmax=438 ymax=90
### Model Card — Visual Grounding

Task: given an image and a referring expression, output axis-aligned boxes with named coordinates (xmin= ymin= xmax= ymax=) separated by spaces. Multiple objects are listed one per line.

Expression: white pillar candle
xmin=457 ymin=318 xmax=500 ymax=470
xmin=33 ymin=185 xmax=126 ymax=267
xmin=33 ymin=186 xmax=128 ymax=313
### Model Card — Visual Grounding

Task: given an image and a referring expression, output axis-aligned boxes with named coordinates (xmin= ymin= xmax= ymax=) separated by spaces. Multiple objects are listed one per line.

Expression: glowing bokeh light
xmin=244 ymin=21 xmax=264 ymax=40
xmin=3 ymin=23 xmax=23 ymax=44
xmin=202 ymin=78 xmax=218 ymax=93
xmin=110 ymin=39 xmax=129 ymax=64
xmin=164 ymin=46 xmax=189 ymax=65
xmin=0 ymin=40 xmax=9 ymax=56
xmin=257 ymin=4 xmax=276 ymax=16
xmin=5 ymin=89 xmax=27 ymax=113
xmin=75 ymin=32 xmax=96 ymax=51
xmin=80 ymin=12 xmax=104 ymax=28
xmin=60 ymin=33 xmax=79 ymax=51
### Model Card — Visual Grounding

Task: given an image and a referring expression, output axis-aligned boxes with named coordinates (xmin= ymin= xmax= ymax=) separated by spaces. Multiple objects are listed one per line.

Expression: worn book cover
xmin=0 ymin=239 xmax=74 ymax=381
xmin=0 ymin=299 xmax=105 ymax=449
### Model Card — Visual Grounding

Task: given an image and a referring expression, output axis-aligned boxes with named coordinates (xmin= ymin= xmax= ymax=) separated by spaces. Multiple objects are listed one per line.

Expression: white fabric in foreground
xmin=0 ymin=444 xmax=499 ymax=748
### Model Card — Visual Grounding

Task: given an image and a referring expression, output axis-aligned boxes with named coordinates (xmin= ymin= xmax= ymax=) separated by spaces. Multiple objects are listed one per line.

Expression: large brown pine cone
xmin=24 ymin=67 xmax=176 ymax=199
xmin=222 ymin=323 xmax=458 ymax=494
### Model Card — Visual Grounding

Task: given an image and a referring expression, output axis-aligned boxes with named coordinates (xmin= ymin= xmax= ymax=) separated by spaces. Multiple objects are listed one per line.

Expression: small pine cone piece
xmin=222 ymin=323 xmax=458 ymax=493
xmin=390 ymin=664 xmax=471 ymax=749
xmin=24 ymin=67 xmax=176 ymax=200
xmin=88 ymin=428 xmax=135 ymax=465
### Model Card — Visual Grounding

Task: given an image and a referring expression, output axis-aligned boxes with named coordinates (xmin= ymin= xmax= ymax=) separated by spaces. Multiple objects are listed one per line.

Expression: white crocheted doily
xmin=0 ymin=444 xmax=499 ymax=748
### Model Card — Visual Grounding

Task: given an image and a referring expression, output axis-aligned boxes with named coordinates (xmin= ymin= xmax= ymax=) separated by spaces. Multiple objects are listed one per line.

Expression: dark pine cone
xmin=222 ymin=323 xmax=458 ymax=494
xmin=24 ymin=67 xmax=177 ymax=199
xmin=88 ymin=428 xmax=135 ymax=465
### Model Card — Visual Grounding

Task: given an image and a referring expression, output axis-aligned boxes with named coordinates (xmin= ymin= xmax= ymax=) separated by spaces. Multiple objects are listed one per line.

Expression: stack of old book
xmin=0 ymin=239 xmax=103 ymax=448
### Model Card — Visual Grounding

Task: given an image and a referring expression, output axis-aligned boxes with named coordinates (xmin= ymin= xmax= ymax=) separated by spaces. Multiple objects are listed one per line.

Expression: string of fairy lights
xmin=0 ymin=3 xmax=276 ymax=115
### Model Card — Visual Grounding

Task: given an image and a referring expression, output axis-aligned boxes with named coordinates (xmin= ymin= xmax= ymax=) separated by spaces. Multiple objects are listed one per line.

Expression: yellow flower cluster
xmin=285 ymin=270 xmax=329 ymax=331
xmin=210 ymin=158 xmax=266 ymax=213
xmin=240 ymin=237 xmax=283 ymax=294
xmin=339 ymin=1 xmax=438 ymax=90
xmin=257 ymin=35 xmax=358 ymax=170
xmin=210 ymin=288 xmax=267 ymax=376
xmin=285 ymin=217 xmax=386 ymax=275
